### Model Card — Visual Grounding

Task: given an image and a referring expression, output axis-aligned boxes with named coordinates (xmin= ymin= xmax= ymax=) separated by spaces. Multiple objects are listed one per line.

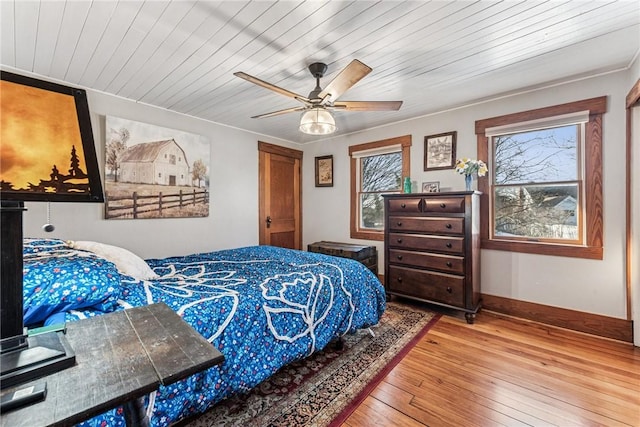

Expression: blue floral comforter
xmin=22 ymin=239 xmax=386 ymax=426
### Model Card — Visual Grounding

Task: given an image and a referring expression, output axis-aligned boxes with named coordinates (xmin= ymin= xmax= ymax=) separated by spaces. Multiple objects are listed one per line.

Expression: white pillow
xmin=67 ymin=241 xmax=159 ymax=281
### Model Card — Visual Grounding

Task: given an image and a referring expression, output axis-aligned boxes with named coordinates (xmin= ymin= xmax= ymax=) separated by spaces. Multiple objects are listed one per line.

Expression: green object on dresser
xmin=403 ymin=177 xmax=412 ymax=193
xmin=307 ymin=241 xmax=378 ymax=275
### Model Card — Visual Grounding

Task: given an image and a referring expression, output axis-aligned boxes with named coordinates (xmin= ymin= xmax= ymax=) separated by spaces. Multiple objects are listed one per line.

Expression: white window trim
xmin=485 ymin=111 xmax=589 ymax=137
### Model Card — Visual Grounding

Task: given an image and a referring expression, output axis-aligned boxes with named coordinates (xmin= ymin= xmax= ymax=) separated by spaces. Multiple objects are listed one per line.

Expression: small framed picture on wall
xmin=422 ymin=181 xmax=440 ymax=193
xmin=315 ymin=155 xmax=333 ymax=187
xmin=424 ymin=131 xmax=456 ymax=171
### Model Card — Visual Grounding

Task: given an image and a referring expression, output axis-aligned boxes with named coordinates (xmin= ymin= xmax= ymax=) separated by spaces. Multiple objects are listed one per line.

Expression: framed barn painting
xmin=424 ymin=131 xmax=456 ymax=171
xmin=104 ymin=116 xmax=210 ymax=219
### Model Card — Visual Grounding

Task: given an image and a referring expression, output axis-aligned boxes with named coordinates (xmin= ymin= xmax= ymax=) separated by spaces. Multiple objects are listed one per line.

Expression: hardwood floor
xmin=343 ymin=305 xmax=640 ymax=427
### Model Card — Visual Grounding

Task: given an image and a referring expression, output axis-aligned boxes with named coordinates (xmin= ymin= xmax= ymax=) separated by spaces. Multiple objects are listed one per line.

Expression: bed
xmin=22 ymin=238 xmax=386 ymax=426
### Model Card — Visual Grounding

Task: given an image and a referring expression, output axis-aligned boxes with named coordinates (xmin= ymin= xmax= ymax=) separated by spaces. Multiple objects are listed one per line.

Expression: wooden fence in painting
xmin=105 ymin=188 xmax=208 ymax=219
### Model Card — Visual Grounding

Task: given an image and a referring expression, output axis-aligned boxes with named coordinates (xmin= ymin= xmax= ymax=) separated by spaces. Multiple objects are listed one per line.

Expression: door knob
xmin=266 ymin=216 xmax=272 ymax=228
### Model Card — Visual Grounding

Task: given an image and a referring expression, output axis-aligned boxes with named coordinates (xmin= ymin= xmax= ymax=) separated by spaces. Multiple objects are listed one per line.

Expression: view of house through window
xmin=492 ymin=124 xmax=581 ymax=242
xmin=360 ymin=151 xmax=402 ymax=230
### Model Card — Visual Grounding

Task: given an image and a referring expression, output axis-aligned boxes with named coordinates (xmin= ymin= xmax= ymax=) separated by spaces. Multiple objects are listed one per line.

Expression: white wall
xmin=22 ymin=88 xmax=296 ymax=259
xmin=303 ymin=70 xmax=630 ymax=320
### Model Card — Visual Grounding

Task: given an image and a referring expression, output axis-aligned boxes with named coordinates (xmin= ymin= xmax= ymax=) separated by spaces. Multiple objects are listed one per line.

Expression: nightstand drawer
xmin=387 ymin=265 xmax=464 ymax=306
xmin=423 ymin=197 xmax=466 ymax=213
xmin=387 ymin=198 xmax=422 ymax=213
xmin=388 ymin=216 xmax=464 ymax=234
xmin=388 ymin=233 xmax=464 ymax=255
xmin=388 ymin=249 xmax=464 ymax=274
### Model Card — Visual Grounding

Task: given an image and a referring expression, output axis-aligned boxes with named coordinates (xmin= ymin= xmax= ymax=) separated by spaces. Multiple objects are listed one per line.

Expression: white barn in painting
xmin=118 ymin=139 xmax=190 ymax=186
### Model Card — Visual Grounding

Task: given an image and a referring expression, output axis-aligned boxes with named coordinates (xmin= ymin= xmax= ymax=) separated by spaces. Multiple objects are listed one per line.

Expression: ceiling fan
xmin=234 ymin=60 xmax=402 ymax=135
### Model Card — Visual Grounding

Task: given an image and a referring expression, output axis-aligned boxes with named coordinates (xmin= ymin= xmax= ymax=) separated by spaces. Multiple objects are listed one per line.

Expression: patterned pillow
xmin=22 ymin=239 xmax=121 ymax=327
xmin=23 ymin=238 xmax=70 ymax=255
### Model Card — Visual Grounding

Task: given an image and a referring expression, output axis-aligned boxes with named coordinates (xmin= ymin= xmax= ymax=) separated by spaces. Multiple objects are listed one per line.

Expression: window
xmin=476 ymin=97 xmax=605 ymax=259
xmin=349 ymin=135 xmax=411 ymax=240
xmin=169 ymin=154 xmax=176 ymax=165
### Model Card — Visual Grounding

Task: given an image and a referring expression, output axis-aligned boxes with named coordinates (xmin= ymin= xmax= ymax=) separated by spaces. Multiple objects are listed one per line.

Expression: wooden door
xmin=258 ymin=141 xmax=302 ymax=249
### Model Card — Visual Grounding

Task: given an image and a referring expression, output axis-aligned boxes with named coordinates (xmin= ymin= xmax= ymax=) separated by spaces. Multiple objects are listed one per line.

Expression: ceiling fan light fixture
xmin=299 ymin=107 xmax=336 ymax=135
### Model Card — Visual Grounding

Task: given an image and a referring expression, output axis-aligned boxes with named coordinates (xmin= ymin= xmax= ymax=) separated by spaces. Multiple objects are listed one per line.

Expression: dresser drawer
xmin=388 ymin=233 xmax=464 ymax=255
xmin=387 ymin=198 xmax=422 ymax=213
xmin=387 ymin=265 xmax=464 ymax=306
xmin=388 ymin=249 xmax=464 ymax=274
xmin=388 ymin=216 xmax=464 ymax=234
xmin=423 ymin=197 xmax=465 ymax=213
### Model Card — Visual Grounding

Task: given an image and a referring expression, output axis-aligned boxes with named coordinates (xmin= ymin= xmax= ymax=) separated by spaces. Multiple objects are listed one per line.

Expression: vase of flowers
xmin=455 ymin=158 xmax=488 ymax=191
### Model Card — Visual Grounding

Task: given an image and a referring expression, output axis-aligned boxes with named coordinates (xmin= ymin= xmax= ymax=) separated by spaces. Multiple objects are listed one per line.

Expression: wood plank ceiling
xmin=1 ymin=1 xmax=639 ymax=144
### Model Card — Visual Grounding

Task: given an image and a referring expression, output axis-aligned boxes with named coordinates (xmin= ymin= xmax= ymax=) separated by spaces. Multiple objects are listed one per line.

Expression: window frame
xmin=475 ymin=97 xmax=605 ymax=259
xmin=349 ymin=135 xmax=411 ymax=241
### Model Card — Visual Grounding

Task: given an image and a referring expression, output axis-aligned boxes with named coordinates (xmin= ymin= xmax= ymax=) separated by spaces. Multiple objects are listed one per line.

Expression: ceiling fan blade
xmin=251 ymin=106 xmax=305 ymax=119
xmin=234 ymin=72 xmax=310 ymax=104
xmin=332 ymin=100 xmax=403 ymax=111
xmin=318 ymin=59 xmax=372 ymax=103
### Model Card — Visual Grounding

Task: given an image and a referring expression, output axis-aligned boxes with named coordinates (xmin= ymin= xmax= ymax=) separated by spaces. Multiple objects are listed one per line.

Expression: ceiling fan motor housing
xmin=308 ymin=62 xmax=328 ymax=78
xmin=307 ymin=62 xmax=328 ymax=101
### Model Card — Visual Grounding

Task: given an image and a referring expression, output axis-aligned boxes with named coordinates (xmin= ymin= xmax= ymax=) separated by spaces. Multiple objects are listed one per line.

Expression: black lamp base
xmin=0 ymin=331 xmax=75 ymax=390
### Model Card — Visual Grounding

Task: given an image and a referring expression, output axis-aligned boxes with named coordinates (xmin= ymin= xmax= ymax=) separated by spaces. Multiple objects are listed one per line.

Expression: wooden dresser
xmin=383 ymin=191 xmax=481 ymax=323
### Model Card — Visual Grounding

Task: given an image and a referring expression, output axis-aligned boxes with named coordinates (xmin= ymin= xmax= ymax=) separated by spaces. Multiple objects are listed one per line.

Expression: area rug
xmin=177 ymin=302 xmax=440 ymax=427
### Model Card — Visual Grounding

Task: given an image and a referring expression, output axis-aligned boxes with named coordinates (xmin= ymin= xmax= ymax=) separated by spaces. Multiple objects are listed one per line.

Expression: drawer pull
xmin=397 ymin=221 xmax=402 ymax=226
xmin=446 ymin=261 xmax=452 ymax=267
xmin=397 ymin=277 xmax=403 ymax=282
xmin=397 ymin=238 xmax=403 ymax=244
xmin=401 ymin=203 xmax=406 ymax=208
xmin=446 ymin=243 xmax=452 ymax=248
xmin=397 ymin=255 xmax=403 ymax=260
xmin=440 ymin=203 xmax=446 ymax=208
xmin=445 ymin=223 xmax=452 ymax=229
xmin=446 ymin=287 xmax=452 ymax=293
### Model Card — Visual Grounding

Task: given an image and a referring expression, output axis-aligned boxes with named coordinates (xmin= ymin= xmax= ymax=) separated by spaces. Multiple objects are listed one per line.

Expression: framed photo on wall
xmin=315 ymin=155 xmax=333 ymax=187
xmin=422 ymin=181 xmax=440 ymax=193
xmin=424 ymin=131 xmax=456 ymax=171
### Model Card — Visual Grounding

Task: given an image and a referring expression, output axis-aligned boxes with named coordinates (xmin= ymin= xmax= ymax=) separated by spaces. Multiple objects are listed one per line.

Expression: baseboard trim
xmin=482 ymin=294 xmax=633 ymax=343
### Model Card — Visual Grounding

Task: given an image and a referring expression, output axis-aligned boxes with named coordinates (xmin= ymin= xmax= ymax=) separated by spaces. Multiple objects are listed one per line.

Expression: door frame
xmin=625 ymin=78 xmax=640 ymax=345
xmin=258 ymin=141 xmax=303 ymax=249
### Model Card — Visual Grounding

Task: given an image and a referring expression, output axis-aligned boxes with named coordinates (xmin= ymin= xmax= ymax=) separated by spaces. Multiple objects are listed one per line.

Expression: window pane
xmin=360 ymin=192 xmax=385 ymax=229
xmin=494 ymin=184 xmax=579 ymax=240
xmin=362 ymin=152 xmax=402 ymax=192
xmin=494 ymin=125 xmax=578 ymax=185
